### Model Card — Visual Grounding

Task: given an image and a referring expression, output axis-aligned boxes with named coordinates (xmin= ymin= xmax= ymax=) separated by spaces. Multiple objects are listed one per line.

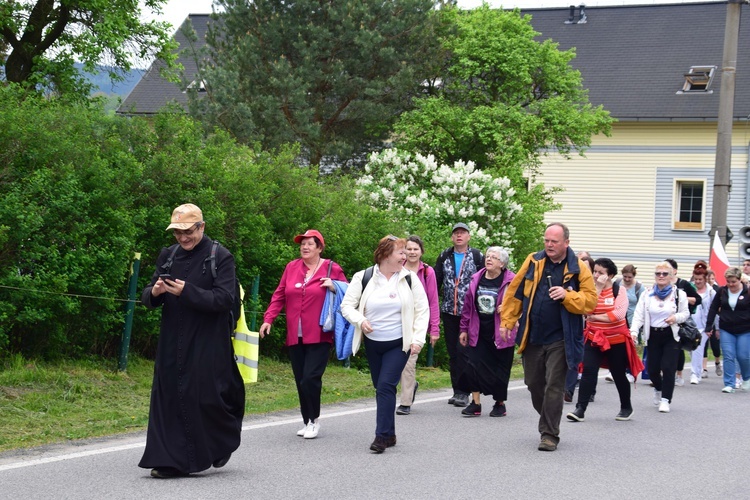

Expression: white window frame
xmin=677 ymin=66 xmax=717 ymax=94
xmin=672 ymin=178 xmax=706 ymax=231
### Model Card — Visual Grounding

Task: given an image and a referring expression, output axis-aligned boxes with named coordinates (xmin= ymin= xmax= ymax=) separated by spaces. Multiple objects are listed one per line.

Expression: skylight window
xmin=184 ymin=79 xmax=207 ymax=93
xmin=678 ymin=66 xmax=717 ymax=94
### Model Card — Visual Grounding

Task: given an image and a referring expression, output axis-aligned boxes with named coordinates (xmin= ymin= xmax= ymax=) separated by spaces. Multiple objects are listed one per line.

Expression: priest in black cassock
xmin=139 ymin=203 xmax=245 ymax=479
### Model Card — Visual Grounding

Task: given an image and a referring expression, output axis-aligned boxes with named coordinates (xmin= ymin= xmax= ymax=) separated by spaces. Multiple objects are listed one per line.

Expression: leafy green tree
xmin=395 ymin=5 xmax=614 ymax=172
xmin=194 ymin=0 xmax=441 ymax=167
xmin=0 ymin=0 xmax=178 ymax=95
xmin=392 ymin=5 xmax=612 ymax=258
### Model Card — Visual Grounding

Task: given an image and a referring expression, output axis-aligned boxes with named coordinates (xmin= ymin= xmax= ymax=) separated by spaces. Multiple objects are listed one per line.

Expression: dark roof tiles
xmin=522 ymin=2 xmax=750 ymax=120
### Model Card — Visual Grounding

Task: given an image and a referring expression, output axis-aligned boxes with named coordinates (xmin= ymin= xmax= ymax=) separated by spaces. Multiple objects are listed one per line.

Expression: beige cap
xmin=166 ymin=203 xmax=203 ymax=231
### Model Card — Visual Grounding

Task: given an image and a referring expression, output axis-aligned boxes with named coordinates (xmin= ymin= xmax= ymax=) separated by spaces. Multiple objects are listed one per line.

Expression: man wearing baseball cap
xmin=139 ymin=203 xmax=245 ymax=478
xmin=434 ymin=223 xmax=484 ymax=407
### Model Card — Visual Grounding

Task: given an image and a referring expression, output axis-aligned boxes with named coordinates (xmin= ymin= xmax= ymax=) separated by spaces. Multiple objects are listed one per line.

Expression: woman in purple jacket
xmin=459 ymin=247 xmax=517 ymax=417
xmin=396 ymin=235 xmax=440 ymax=415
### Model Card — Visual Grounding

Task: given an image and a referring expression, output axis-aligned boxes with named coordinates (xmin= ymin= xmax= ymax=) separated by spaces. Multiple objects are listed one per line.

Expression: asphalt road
xmin=2 ymin=365 xmax=749 ymax=499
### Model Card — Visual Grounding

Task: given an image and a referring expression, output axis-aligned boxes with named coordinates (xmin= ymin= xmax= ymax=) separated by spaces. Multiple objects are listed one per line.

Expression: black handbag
xmin=675 ymin=290 xmax=701 ymax=351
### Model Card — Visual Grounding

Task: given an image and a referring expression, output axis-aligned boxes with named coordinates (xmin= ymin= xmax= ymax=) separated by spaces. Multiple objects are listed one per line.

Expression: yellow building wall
xmin=537 ymin=122 xmax=750 ymax=276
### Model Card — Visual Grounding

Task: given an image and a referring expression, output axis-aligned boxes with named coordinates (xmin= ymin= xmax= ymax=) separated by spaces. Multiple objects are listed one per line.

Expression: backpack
xmin=161 ymin=240 xmax=242 ymax=329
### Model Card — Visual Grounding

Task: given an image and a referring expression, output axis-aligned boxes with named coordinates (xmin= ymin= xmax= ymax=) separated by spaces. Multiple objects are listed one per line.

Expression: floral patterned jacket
xmin=434 ymin=246 xmax=484 ymax=316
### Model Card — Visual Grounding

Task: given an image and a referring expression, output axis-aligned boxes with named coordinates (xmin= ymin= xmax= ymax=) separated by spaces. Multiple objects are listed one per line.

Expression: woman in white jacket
xmin=629 ymin=262 xmax=690 ymax=413
xmin=340 ymin=235 xmax=429 ymax=453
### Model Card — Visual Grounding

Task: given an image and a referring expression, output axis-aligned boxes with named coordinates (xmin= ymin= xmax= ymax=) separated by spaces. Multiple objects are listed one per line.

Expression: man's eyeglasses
xmin=173 ymin=223 xmax=203 ymax=237
xmin=654 ymin=272 xmax=671 ymax=277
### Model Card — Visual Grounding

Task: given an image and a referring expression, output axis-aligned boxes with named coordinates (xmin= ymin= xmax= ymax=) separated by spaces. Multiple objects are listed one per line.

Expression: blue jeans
xmin=364 ymin=336 xmax=409 ymax=438
xmin=719 ymin=330 xmax=750 ymax=387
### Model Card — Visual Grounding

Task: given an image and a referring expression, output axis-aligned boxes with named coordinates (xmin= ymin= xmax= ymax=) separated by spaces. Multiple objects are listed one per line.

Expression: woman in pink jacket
xmin=396 ymin=235 xmax=440 ymax=416
xmin=260 ymin=230 xmax=346 ymax=439
xmin=459 ymin=247 xmax=517 ymax=418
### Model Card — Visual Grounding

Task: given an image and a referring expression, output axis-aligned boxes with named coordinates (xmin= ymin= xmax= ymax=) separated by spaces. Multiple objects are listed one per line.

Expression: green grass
xmin=0 ymin=353 xmax=525 ymax=453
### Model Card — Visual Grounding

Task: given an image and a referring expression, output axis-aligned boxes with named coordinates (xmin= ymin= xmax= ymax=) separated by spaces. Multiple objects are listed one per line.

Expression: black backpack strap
xmin=405 ymin=274 xmax=412 ymax=289
xmin=361 ymin=266 xmax=375 ymax=291
xmin=326 ymin=259 xmax=333 ymax=278
xmin=160 ymin=244 xmax=180 ymax=273
xmin=205 ymin=240 xmax=219 ymax=278
xmin=612 ymin=281 xmax=620 ymax=298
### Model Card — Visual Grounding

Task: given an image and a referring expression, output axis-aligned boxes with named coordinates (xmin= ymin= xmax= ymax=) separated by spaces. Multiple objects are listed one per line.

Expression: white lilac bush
xmin=357 ymin=149 xmax=522 ymax=251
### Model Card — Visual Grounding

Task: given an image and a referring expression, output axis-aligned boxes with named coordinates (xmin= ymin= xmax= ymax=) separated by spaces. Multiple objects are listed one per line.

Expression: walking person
xmin=604 ymin=264 xmax=645 ymax=384
xmin=139 ymin=203 xmax=245 ymax=478
xmin=566 ymin=258 xmax=641 ymax=423
xmin=340 ymin=236 xmax=429 ymax=453
xmin=259 ymin=229 xmax=347 ymax=439
xmin=434 ymin=223 xmax=484 ymax=407
xmin=629 ymin=262 xmax=689 ymax=413
xmin=499 ymin=223 xmax=597 ymax=451
xmin=665 ymin=259 xmax=701 ymax=387
xmin=397 ymin=235 xmax=440 ymax=416
xmin=689 ymin=262 xmax=715 ymax=384
xmin=705 ymin=267 xmax=750 ymax=393
xmin=458 ymin=247 xmax=517 ymax=418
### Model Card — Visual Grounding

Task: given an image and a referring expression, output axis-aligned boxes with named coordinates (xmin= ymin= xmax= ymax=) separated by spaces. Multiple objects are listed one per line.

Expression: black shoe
xmin=412 ymin=381 xmax=419 ymax=402
xmin=448 ymin=393 xmax=457 ymax=405
xmin=615 ymin=408 xmax=634 ymax=421
xmin=151 ymin=467 xmax=189 ymax=479
xmin=453 ymin=393 xmax=470 ymax=407
xmin=566 ymin=405 xmax=585 ymax=422
xmin=490 ymin=402 xmax=506 ymax=417
xmin=461 ymin=402 xmax=482 ymax=416
xmin=564 ymin=391 xmax=573 ymax=403
xmin=370 ymin=436 xmax=388 ymax=453
xmin=212 ymin=453 xmax=231 ymax=468
xmin=396 ymin=405 xmax=411 ymax=415
xmin=384 ymin=435 xmax=397 ymax=448
xmin=588 ymin=394 xmax=595 ymax=403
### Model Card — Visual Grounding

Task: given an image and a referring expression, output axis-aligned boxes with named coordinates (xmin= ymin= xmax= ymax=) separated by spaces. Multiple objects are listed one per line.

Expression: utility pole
xmin=710 ymin=0 xmax=744 ymax=248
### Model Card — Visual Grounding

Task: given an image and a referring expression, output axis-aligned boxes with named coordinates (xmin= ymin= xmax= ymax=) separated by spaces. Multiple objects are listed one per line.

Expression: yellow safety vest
xmin=233 ymin=285 xmax=258 ymax=383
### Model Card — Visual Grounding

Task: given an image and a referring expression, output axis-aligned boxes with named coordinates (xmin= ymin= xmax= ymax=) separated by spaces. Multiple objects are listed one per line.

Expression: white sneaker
xmin=735 ymin=379 xmax=742 ymax=389
xmin=653 ymin=389 xmax=662 ymax=405
xmin=690 ymin=374 xmax=700 ymax=385
xmin=675 ymin=376 xmax=685 ymax=387
xmin=702 ymin=369 xmax=708 ymax=379
xmin=742 ymin=379 xmax=750 ymax=391
xmin=297 ymin=423 xmax=310 ymax=437
xmin=722 ymin=386 xmax=735 ymax=393
xmin=605 ymin=371 xmax=614 ymax=382
xmin=303 ymin=420 xmax=320 ymax=439
xmin=626 ymin=373 xmax=635 ymax=383
xmin=658 ymin=398 xmax=670 ymax=413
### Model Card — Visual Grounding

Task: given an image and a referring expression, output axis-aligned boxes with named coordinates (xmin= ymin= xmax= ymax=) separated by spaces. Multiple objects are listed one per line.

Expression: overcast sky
xmin=150 ymin=0 xmax=716 ymax=33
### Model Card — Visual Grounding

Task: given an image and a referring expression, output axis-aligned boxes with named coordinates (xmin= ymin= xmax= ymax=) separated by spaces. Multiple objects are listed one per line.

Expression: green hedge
xmin=0 ymin=87 xmax=402 ymax=360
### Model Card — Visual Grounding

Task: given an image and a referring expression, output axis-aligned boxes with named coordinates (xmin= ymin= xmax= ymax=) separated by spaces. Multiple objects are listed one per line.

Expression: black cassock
xmin=139 ymin=236 xmax=245 ymax=473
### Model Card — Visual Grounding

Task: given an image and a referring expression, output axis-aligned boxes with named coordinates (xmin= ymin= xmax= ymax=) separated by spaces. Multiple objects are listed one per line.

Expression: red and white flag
xmin=709 ymin=232 xmax=730 ymax=286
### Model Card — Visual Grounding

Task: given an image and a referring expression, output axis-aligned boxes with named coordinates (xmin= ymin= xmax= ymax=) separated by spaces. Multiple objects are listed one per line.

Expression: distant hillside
xmin=76 ymin=63 xmax=143 ymax=97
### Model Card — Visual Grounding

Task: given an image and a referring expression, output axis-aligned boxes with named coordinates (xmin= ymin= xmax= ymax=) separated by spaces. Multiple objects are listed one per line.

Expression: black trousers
xmin=577 ymin=342 xmax=631 ymax=411
xmin=704 ymin=332 xmax=721 ymax=359
xmin=288 ymin=339 xmax=331 ymax=424
xmin=442 ymin=312 xmax=471 ymax=395
xmin=647 ymin=327 xmax=680 ymax=402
